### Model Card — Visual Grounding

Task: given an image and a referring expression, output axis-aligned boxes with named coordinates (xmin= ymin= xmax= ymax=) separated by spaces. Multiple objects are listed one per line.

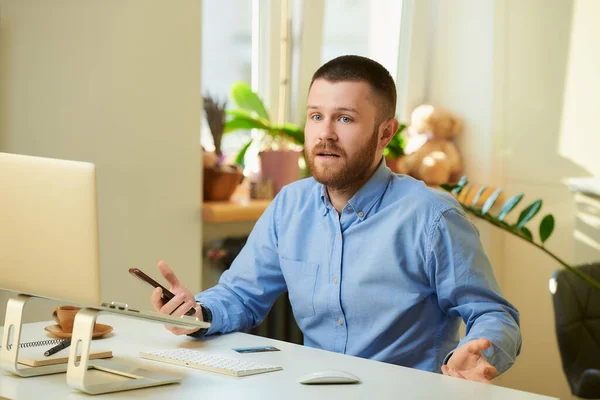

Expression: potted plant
xmin=202 ymin=95 xmax=243 ymax=201
xmin=223 ymin=82 xmax=304 ymax=196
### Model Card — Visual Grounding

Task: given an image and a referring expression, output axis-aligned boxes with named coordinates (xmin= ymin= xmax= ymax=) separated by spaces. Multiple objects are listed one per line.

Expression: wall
xmin=427 ymin=0 xmax=600 ymax=399
xmin=559 ymin=0 xmax=600 ymax=266
xmin=0 ymin=0 xmax=203 ymax=322
xmin=426 ymin=0 xmax=506 ymax=289
xmin=493 ymin=1 xmax=577 ymax=398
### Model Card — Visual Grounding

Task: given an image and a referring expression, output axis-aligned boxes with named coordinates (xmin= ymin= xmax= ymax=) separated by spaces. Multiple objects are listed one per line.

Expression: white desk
xmin=0 ymin=314 xmax=555 ymax=400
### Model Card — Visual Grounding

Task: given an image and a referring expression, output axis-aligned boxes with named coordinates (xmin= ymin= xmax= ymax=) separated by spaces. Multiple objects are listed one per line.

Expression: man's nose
xmin=318 ymin=121 xmax=337 ymax=141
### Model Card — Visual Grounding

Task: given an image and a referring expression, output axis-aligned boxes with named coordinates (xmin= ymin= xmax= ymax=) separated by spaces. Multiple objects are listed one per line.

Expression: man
xmin=151 ymin=55 xmax=522 ymax=384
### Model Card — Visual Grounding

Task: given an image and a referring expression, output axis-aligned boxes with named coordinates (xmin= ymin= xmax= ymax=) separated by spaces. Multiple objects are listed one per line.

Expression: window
xmin=287 ymin=0 xmax=405 ymax=125
xmin=201 ymin=0 xmax=409 ymax=168
xmin=201 ymin=0 xmax=253 ymax=157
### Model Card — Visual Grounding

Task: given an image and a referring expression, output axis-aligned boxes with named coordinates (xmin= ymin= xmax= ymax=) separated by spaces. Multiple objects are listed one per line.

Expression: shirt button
xmin=333 ymin=277 xmax=339 ymax=284
xmin=347 ymin=205 xmax=353 ymax=212
xmin=337 ymin=318 xmax=343 ymax=326
xmin=337 ymin=233 xmax=341 ymax=239
xmin=357 ymin=211 xmax=364 ymax=218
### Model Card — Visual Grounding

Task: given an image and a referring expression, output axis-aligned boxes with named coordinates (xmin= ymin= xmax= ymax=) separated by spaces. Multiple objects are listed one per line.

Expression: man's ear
xmin=379 ymin=118 xmax=400 ymax=149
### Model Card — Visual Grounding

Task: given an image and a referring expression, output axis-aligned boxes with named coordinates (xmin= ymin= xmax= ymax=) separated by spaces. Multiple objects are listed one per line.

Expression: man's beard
xmin=305 ymin=128 xmax=379 ymax=190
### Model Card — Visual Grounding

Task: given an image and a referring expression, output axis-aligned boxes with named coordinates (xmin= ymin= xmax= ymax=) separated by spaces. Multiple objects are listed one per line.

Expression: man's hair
xmin=310 ymin=55 xmax=397 ymax=122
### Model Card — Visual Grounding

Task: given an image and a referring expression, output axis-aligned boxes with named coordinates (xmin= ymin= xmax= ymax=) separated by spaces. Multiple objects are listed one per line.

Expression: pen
xmin=44 ymin=339 xmax=71 ymax=357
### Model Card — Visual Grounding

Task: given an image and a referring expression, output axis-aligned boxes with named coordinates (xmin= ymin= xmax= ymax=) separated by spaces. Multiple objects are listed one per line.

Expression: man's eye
xmin=311 ymin=114 xmax=323 ymax=121
xmin=339 ymin=116 xmax=352 ymax=123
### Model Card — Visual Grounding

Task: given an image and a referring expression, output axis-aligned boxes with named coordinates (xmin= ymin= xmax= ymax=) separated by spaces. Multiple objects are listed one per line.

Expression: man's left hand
xmin=441 ymin=338 xmax=497 ymax=384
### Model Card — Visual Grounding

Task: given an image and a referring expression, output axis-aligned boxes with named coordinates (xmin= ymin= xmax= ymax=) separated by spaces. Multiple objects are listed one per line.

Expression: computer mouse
xmin=297 ymin=370 xmax=361 ymax=384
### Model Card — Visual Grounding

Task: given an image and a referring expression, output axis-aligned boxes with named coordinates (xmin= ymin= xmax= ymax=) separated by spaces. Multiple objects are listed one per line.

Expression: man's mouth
xmin=316 ymin=152 xmax=340 ymax=158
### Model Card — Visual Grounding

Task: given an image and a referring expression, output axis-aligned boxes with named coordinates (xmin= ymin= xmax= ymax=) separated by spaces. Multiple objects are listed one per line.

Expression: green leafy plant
xmin=441 ymin=177 xmax=600 ymax=292
xmin=384 ymin=124 xmax=407 ymax=159
xmin=224 ymin=82 xmax=304 ymax=167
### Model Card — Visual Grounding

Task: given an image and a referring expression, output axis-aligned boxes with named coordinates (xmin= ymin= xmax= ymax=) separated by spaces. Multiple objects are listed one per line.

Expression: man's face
xmin=304 ymin=79 xmax=382 ymax=190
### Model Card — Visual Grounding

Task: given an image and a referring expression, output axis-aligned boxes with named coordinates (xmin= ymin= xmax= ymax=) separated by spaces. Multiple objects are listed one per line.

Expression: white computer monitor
xmin=0 ymin=152 xmax=101 ymax=306
xmin=0 ymin=152 xmax=208 ymax=393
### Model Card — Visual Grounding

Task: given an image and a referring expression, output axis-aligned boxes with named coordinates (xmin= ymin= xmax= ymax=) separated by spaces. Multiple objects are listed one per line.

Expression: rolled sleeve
xmin=429 ymin=207 xmax=522 ymax=375
xmin=192 ymin=192 xmax=288 ymax=336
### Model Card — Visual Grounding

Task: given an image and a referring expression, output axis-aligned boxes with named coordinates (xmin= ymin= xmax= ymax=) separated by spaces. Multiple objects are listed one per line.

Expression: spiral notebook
xmin=1 ymin=339 xmax=112 ymax=367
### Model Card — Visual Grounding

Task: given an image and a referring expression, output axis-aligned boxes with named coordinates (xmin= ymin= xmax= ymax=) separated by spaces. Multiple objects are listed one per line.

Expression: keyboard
xmin=140 ymin=348 xmax=282 ymax=377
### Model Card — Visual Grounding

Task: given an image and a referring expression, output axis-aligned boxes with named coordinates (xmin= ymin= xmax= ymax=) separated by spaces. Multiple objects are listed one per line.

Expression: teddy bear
xmin=396 ymin=104 xmax=463 ymax=186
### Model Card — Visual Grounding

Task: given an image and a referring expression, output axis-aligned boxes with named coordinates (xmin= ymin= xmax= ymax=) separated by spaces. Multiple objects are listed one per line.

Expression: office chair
xmin=550 ymin=263 xmax=600 ymax=399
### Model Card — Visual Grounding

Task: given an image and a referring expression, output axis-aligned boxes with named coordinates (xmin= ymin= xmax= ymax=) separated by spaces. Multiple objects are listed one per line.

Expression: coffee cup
xmin=51 ymin=306 xmax=81 ymax=333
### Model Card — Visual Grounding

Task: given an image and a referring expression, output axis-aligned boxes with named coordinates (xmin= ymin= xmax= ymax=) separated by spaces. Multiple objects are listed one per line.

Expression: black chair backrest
xmin=551 ymin=263 xmax=600 ymax=398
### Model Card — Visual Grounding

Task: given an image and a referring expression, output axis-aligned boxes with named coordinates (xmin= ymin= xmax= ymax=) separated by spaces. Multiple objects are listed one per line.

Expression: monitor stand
xmin=66 ymin=307 xmax=180 ymax=395
xmin=0 ymin=294 xmax=68 ymax=377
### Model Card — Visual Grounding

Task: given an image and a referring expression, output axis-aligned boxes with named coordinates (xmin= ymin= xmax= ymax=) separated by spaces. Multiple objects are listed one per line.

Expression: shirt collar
xmin=320 ymin=184 xmax=332 ymax=215
xmin=319 ymin=157 xmax=392 ymax=219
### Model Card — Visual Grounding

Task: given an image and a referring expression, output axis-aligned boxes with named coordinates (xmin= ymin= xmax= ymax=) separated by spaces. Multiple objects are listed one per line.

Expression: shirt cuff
xmin=187 ymin=327 xmax=208 ymax=338
xmin=194 ymin=294 xmax=224 ymax=336
xmin=186 ymin=302 xmax=212 ymax=338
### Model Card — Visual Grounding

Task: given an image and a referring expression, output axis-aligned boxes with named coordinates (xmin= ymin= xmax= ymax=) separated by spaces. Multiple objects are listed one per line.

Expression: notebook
xmin=1 ymin=339 xmax=113 ymax=367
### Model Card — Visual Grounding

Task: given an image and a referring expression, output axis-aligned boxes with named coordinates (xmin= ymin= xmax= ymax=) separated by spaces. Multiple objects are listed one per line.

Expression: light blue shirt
xmin=197 ymin=159 xmax=522 ymax=375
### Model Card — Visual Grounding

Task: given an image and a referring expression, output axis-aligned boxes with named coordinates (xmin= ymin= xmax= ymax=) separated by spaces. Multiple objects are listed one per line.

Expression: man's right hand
xmin=150 ymin=261 xmax=203 ymax=336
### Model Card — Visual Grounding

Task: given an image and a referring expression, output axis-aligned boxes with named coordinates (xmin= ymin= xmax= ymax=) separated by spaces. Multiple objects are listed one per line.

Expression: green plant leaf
xmin=224 ymin=118 xmax=267 ymax=133
xmin=482 ymin=188 xmax=502 ymax=215
xmin=518 ymin=226 xmax=533 ymax=241
xmin=230 ymin=82 xmax=270 ymax=121
xmin=498 ymin=220 xmax=511 ymax=228
xmin=452 ymin=176 xmax=468 ymax=195
xmin=234 ymin=138 xmax=254 ymax=168
xmin=539 ymin=214 xmax=555 ymax=244
xmin=471 ymin=185 xmax=487 ymax=207
xmin=225 ymin=109 xmax=260 ymax=119
xmin=464 ymin=184 xmax=473 ymax=197
xmin=497 ymin=194 xmax=524 ymax=221
xmin=457 ymin=184 xmax=473 ymax=204
xmin=440 ymin=184 xmax=456 ymax=191
xmin=516 ymin=200 xmax=543 ymax=230
xmin=384 ymin=124 xmax=407 ymax=158
xmin=273 ymin=123 xmax=305 ymax=145
xmin=225 ymin=109 xmax=271 ymax=128
xmin=224 ymin=110 xmax=271 ymax=134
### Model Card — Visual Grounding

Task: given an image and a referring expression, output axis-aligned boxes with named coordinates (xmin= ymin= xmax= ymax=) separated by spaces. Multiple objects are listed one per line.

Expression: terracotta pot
xmin=259 ymin=150 xmax=301 ymax=195
xmin=203 ymin=166 xmax=243 ymax=201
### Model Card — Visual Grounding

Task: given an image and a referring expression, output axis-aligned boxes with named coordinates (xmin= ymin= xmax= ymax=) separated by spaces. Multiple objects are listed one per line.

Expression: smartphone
xmin=129 ymin=268 xmax=196 ymax=316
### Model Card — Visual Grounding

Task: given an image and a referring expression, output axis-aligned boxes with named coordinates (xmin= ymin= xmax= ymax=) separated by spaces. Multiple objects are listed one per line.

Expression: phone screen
xmin=129 ymin=268 xmax=174 ymax=300
xmin=128 ymin=268 xmax=195 ymax=316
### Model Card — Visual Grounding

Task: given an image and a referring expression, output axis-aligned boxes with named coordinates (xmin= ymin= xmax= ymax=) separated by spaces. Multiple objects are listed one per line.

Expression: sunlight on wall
xmin=559 ymin=0 xmax=600 ymax=269
xmin=574 ymin=192 xmax=600 ymax=264
xmin=574 ymin=230 xmax=600 ymax=253
xmin=558 ymin=0 xmax=600 ymax=177
xmin=577 ymin=211 xmax=600 ymax=230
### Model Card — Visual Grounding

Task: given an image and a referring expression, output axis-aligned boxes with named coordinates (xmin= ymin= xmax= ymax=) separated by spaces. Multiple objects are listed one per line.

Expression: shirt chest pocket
xmin=279 ymin=258 xmax=319 ymax=319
